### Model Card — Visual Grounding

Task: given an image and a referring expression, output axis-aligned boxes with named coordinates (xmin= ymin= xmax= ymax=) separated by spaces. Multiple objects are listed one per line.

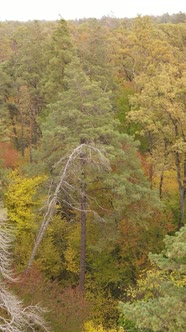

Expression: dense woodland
xmin=0 ymin=12 xmax=186 ymax=332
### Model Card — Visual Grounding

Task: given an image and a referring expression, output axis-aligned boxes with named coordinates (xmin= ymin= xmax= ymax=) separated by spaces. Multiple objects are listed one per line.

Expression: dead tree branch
xmin=26 ymin=143 xmax=110 ymax=273
xmin=0 ymin=205 xmax=49 ymax=331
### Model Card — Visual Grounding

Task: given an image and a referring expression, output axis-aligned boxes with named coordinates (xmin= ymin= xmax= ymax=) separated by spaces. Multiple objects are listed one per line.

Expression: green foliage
xmin=31 ymin=46 xmax=162 ymax=331
xmin=150 ymin=225 xmax=186 ymax=280
xmin=118 ymin=316 xmax=144 ymax=332
xmin=83 ymin=320 xmax=122 ymax=332
xmin=85 ymin=281 xmax=120 ymax=329
xmin=119 ymin=226 xmax=186 ymax=332
xmin=0 ymin=16 xmax=184 ymax=331
xmin=41 ymin=55 xmax=120 ymax=167
xmin=41 ymin=19 xmax=74 ymax=103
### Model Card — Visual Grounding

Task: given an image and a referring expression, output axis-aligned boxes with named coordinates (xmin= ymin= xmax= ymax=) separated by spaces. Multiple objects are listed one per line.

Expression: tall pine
xmin=34 ymin=57 xmax=157 ymax=290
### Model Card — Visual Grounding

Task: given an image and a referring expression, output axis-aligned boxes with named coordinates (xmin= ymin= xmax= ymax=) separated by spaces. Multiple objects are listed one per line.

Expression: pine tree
xmin=28 ymin=57 xmax=158 ymax=291
xmin=119 ymin=225 xmax=186 ymax=332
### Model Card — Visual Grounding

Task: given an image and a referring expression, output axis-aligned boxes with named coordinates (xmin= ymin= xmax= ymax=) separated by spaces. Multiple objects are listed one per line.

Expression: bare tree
xmin=26 ymin=143 xmax=110 ymax=290
xmin=0 ymin=203 xmax=49 ymax=332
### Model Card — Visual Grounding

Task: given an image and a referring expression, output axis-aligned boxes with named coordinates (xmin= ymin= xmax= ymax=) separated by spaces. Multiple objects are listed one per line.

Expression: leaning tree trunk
xmin=25 ymin=143 xmax=110 ymax=279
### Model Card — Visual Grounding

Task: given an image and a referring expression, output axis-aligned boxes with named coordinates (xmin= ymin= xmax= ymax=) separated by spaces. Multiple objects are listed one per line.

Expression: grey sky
xmin=0 ymin=0 xmax=185 ymax=21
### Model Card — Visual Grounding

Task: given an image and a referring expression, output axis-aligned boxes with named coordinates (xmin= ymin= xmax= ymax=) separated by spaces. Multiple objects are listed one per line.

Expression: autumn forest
xmin=0 ymin=12 xmax=186 ymax=332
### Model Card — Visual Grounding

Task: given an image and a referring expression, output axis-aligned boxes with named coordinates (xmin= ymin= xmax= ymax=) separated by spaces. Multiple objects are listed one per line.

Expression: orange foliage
xmin=117 ymin=209 xmax=176 ymax=273
xmin=12 ymin=264 xmax=91 ymax=332
xmin=137 ymin=151 xmax=151 ymax=178
xmin=0 ymin=142 xmax=19 ymax=168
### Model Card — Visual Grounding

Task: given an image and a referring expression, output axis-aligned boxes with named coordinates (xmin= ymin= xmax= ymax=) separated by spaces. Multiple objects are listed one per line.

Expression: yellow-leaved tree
xmin=5 ymin=170 xmax=45 ymax=232
xmin=5 ymin=171 xmax=62 ymax=276
xmin=83 ymin=320 xmax=124 ymax=332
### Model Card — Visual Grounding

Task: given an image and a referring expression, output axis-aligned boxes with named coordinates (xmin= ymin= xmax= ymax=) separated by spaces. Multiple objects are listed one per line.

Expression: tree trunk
xmin=147 ymin=131 xmax=153 ymax=189
xmin=29 ymin=108 xmax=33 ymax=163
xmin=175 ymin=150 xmax=185 ymax=229
xmin=181 ymin=152 xmax=186 ymax=226
xmin=174 ymin=121 xmax=185 ymax=229
xmin=159 ymin=171 xmax=164 ymax=200
xmin=20 ymin=109 xmax=25 ymax=157
xmin=159 ymin=139 xmax=168 ymax=200
xmin=79 ymin=151 xmax=86 ymax=291
xmin=8 ymin=105 xmax=19 ymax=150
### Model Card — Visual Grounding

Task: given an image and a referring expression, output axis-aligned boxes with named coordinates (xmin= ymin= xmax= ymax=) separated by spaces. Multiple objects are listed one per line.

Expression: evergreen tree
xmin=119 ymin=225 xmax=186 ymax=332
xmin=28 ymin=57 xmax=158 ymax=292
xmin=41 ymin=19 xmax=74 ymax=103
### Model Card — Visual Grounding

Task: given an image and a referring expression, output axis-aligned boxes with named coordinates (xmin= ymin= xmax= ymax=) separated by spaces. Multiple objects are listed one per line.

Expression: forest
xmin=0 ymin=12 xmax=186 ymax=332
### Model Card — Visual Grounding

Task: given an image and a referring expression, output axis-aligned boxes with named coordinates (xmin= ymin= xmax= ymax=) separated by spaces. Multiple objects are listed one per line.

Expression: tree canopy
xmin=0 ymin=13 xmax=185 ymax=332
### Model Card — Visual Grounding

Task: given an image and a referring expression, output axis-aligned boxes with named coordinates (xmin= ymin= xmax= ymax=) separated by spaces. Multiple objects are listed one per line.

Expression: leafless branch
xmin=26 ymin=143 xmax=110 ymax=272
xmin=0 ymin=205 xmax=50 ymax=331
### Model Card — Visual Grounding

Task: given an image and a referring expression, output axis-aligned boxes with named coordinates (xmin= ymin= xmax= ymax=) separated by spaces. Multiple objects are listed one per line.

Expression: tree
xmin=71 ymin=19 xmax=114 ymax=89
xmin=27 ymin=57 xmax=159 ymax=295
xmin=128 ymin=62 xmax=186 ymax=227
xmin=0 ymin=203 xmax=49 ymax=331
xmin=4 ymin=170 xmax=63 ymax=279
xmin=26 ymin=143 xmax=111 ymax=291
xmin=41 ymin=19 xmax=74 ymax=103
xmin=39 ymin=56 xmax=120 ymax=165
xmin=0 ymin=142 xmax=18 ymax=168
xmin=119 ymin=225 xmax=186 ymax=332
xmin=125 ymin=17 xmax=186 ymax=227
xmin=38 ymin=52 xmax=121 ymax=227
xmin=12 ymin=22 xmax=49 ymax=160
xmin=0 ymin=21 xmax=50 ymax=160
